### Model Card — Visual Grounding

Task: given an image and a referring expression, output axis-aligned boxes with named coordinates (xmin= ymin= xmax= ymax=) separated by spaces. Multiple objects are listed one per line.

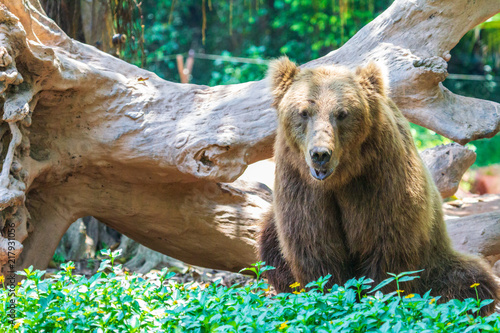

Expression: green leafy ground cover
xmin=1 ymin=251 xmax=499 ymax=332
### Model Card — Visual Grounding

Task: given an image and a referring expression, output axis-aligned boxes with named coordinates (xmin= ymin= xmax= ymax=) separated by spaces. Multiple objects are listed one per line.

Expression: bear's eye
xmin=299 ymin=110 xmax=309 ymax=119
xmin=337 ymin=110 xmax=348 ymax=121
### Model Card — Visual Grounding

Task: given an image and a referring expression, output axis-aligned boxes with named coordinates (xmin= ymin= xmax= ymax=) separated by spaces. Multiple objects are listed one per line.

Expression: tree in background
xmin=136 ymin=0 xmax=392 ymax=85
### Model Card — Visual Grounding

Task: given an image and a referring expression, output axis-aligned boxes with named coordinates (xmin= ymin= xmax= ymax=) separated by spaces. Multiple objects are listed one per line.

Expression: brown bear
xmin=258 ymin=57 xmax=499 ymax=315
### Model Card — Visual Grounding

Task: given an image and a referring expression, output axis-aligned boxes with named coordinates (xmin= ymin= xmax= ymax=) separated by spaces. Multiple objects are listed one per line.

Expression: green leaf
xmin=362 ymin=278 xmax=375 ymax=285
xmin=396 ymin=269 xmax=424 ymax=278
xmin=369 ymin=277 xmax=395 ymax=293
xmin=398 ymin=275 xmax=420 ymax=282
xmin=239 ymin=267 xmax=257 ymax=275
xmin=480 ymin=299 xmax=494 ymax=308
xmin=37 ymin=294 xmax=55 ymax=314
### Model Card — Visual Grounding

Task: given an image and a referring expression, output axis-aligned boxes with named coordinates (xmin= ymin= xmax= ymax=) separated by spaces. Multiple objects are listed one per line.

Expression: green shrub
xmin=1 ymin=250 xmax=499 ymax=332
xmin=410 ymin=124 xmax=453 ymax=151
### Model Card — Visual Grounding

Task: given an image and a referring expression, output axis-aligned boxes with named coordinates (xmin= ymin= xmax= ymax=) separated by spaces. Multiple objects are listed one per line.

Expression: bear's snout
xmin=310 ymin=147 xmax=332 ymax=166
xmin=308 ymin=146 xmax=335 ymax=181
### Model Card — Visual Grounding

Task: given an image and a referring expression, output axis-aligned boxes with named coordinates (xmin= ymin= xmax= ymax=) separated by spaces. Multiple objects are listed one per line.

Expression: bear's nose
xmin=310 ymin=147 xmax=332 ymax=166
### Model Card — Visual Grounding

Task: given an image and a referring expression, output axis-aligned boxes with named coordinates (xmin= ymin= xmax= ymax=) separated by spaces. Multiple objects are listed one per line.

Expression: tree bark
xmin=0 ymin=0 xmax=499 ymax=276
xmin=420 ymin=143 xmax=476 ymax=199
xmin=447 ymin=212 xmax=500 ymax=263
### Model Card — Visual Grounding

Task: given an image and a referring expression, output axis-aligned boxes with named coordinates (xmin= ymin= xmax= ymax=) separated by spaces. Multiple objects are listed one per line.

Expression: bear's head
xmin=268 ymin=56 xmax=387 ymax=182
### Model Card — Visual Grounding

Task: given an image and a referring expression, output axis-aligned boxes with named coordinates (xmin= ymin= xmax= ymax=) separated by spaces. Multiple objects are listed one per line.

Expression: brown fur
xmin=259 ymin=57 xmax=499 ymax=315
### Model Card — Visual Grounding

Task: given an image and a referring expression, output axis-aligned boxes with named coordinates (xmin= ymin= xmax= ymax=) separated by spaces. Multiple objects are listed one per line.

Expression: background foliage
xmin=134 ymin=0 xmax=392 ymax=85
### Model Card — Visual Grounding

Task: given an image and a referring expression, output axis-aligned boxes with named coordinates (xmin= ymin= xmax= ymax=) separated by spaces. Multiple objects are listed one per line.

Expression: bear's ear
xmin=267 ymin=56 xmax=300 ymax=108
xmin=356 ymin=61 xmax=388 ymax=97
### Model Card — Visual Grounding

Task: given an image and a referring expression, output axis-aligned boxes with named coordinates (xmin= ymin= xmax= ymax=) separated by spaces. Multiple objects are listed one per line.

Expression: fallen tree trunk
xmin=420 ymin=143 xmax=476 ymax=199
xmin=446 ymin=211 xmax=500 ymax=263
xmin=0 ymin=0 xmax=499 ymax=276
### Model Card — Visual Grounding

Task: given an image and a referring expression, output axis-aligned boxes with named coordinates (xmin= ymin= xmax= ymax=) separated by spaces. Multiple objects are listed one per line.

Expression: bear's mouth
xmin=309 ymin=167 xmax=333 ymax=181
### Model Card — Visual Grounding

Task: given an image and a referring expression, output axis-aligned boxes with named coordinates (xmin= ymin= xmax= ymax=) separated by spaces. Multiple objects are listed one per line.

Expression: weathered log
xmin=420 ymin=143 xmax=476 ymax=198
xmin=446 ymin=211 xmax=500 ymax=261
xmin=0 ymin=0 xmax=499 ymax=276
